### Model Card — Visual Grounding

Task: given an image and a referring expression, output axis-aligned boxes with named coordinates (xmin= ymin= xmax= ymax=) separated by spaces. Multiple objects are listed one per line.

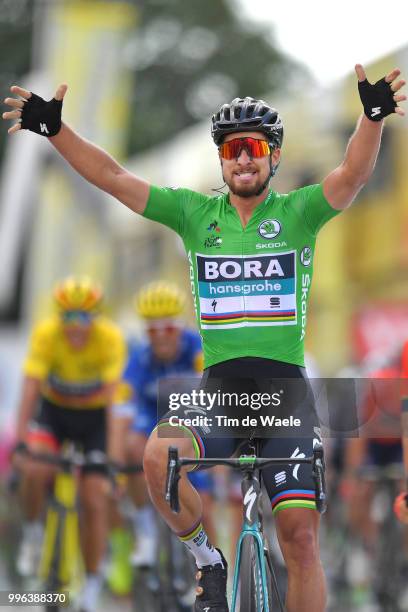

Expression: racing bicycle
xmin=17 ymin=444 xmax=107 ymax=611
xmin=166 ymin=439 xmax=326 ymax=611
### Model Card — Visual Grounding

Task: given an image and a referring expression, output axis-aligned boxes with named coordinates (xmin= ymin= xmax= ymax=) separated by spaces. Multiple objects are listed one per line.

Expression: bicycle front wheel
xmin=238 ymin=537 xmax=265 ymax=612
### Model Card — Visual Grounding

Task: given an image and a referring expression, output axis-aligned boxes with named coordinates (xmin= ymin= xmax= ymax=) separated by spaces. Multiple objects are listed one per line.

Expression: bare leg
xmin=19 ymin=442 xmax=56 ymax=520
xmin=79 ymin=473 xmax=109 ymax=573
xmin=127 ymin=432 xmax=149 ymax=507
xmin=276 ymin=508 xmax=326 ymax=612
xmin=143 ymin=427 xmax=202 ymax=533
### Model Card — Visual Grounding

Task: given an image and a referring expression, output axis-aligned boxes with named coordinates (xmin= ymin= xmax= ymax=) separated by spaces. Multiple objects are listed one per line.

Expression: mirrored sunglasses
xmin=219 ymin=137 xmax=271 ymax=160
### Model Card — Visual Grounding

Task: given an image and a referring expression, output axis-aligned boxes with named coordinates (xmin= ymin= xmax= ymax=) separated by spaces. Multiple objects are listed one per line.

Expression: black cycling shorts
xmin=28 ymin=397 xmax=107 ymax=474
xmin=366 ymin=440 xmax=402 ymax=467
xmin=158 ymin=357 xmax=322 ymax=513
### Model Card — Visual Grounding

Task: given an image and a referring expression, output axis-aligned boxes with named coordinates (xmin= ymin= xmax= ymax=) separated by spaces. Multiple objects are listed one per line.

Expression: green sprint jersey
xmin=143 ymin=184 xmax=340 ymax=368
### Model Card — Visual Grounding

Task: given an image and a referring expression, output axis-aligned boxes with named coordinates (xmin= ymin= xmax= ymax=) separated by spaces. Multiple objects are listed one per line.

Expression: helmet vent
xmin=211 ymin=97 xmax=284 ymax=148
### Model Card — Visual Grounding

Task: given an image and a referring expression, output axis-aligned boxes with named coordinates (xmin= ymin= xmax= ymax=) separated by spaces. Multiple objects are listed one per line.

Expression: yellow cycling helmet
xmin=135 ymin=281 xmax=186 ymax=319
xmin=53 ymin=275 xmax=103 ymax=312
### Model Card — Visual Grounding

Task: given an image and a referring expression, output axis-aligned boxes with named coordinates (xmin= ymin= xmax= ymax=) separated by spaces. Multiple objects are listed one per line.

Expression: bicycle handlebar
xmin=15 ymin=447 xmax=143 ymax=473
xmin=15 ymin=446 xmax=108 ymax=469
xmin=14 ymin=448 xmax=146 ymax=501
xmin=14 ymin=447 xmax=144 ymax=493
xmin=165 ymin=442 xmax=327 ymax=514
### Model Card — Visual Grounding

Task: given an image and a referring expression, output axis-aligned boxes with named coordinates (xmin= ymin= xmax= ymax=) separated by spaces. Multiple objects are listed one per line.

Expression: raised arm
xmin=2 ymin=84 xmax=150 ymax=215
xmin=323 ymin=64 xmax=406 ymax=210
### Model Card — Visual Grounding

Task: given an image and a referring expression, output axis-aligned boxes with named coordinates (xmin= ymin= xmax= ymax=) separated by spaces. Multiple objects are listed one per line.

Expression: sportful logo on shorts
xmin=196 ymin=251 xmax=297 ymax=329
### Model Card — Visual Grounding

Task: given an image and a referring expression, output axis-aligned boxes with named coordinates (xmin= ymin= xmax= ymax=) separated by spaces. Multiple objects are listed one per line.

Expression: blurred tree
xmin=125 ymin=0 xmax=310 ymax=153
xmin=0 ymin=0 xmax=310 ymax=158
xmin=0 ymin=0 xmax=34 ymax=161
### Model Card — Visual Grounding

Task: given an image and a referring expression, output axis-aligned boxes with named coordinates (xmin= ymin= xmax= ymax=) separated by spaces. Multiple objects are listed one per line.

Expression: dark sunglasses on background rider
xmin=61 ymin=310 xmax=94 ymax=325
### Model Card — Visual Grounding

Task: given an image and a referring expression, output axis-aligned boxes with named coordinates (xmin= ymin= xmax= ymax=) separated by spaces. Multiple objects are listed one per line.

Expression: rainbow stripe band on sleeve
xmin=271 ymin=489 xmax=316 ymax=515
xmin=154 ymin=420 xmax=205 ymax=470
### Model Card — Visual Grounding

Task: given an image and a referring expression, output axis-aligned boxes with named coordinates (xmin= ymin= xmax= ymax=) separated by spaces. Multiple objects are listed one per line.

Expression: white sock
xmin=23 ymin=520 xmax=43 ymax=541
xmin=80 ymin=572 xmax=103 ymax=612
xmin=133 ymin=504 xmax=158 ymax=540
xmin=178 ymin=521 xmax=223 ymax=568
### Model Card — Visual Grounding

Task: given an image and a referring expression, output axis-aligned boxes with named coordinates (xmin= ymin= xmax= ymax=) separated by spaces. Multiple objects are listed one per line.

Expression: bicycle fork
xmin=39 ymin=470 xmax=79 ymax=588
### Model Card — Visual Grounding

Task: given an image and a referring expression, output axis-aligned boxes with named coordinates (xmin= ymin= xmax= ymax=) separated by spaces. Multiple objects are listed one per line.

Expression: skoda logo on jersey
xmin=300 ymin=246 xmax=312 ymax=267
xmin=258 ymin=219 xmax=281 ymax=239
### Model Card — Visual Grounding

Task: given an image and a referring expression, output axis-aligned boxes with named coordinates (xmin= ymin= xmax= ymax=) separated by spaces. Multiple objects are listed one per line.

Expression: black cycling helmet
xmin=211 ymin=97 xmax=284 ymax=148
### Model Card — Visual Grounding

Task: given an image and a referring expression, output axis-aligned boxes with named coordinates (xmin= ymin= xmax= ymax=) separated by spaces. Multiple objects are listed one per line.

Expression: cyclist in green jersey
xmin=3 ymin=63 xmax=406 ymax=612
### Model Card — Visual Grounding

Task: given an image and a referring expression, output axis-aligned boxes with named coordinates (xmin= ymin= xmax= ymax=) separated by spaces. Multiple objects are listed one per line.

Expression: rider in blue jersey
xmin=123 ymin=327 xmax=203 ymax=438
xmin=112 ymin=281 xmax=215 ymax=568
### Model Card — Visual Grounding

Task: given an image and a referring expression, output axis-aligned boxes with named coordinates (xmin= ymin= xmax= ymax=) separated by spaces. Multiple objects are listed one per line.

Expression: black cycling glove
xmin=20 ymin=92 xmax=63 ymax=136
xmin=358 ymin=76 xmax=397 ymax=122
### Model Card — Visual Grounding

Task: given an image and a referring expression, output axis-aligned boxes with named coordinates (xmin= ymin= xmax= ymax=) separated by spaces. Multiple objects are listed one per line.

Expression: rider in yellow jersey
xmin=14 ymin=276 xmax=126 ymax=612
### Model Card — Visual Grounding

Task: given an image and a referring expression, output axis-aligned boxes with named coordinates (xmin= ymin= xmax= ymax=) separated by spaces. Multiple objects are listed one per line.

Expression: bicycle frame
xmin=19 ymin=445 xmax=107 ymax=594
xmin=39 ymin=459 xmax=81 ymax=588
xmin=166 ymin=443 xmax=326 ymax=611
xmin=231 ymin=469 xmax=279 ymax=612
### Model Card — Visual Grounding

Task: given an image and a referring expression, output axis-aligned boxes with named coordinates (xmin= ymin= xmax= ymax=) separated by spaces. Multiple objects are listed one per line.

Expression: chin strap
xmin=255 ymin=152 xmax=279 ymax=196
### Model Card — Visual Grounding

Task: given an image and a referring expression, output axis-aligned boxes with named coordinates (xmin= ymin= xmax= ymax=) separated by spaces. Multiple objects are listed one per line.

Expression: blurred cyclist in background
xmin=343 ymin=350 xmax=403 ymax=597
xmin=393 ymin=339 xmax=408 ymax=525
xmin=108 ymin=281 xmax=215 ymax=592
xmin=13 ymin=276 xmax=126 ymax=612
